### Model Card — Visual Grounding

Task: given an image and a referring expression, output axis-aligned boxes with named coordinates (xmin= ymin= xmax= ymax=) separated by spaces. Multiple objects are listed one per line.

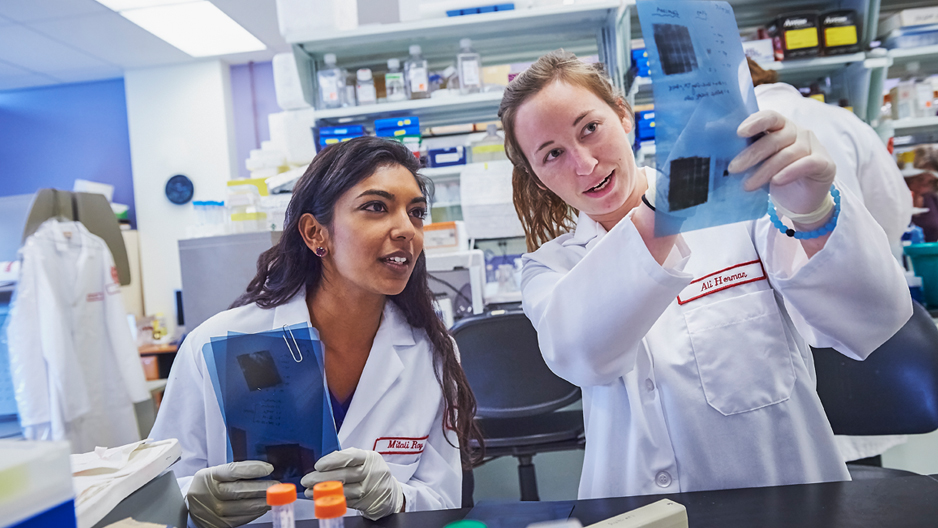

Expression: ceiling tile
xmin=0 ymin=0 xmax=109 ymax=23
xmin=212 ymin=0 xmax=286 ymax=49
xmin=0 ymin=59 xmax=33 ymax=77
xmin=29 ymin=12 xmax=191 ymax=68
xmin=0 ymin=25 xmax=115 ymax=73
xmin=0 ymin=72 xmax=59 ymax=91
xmin=45 ymin=65 xmax=125 ymax=84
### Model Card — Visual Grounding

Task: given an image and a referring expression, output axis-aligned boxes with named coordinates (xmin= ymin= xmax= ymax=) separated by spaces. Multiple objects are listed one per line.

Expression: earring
xmin=314 ymin=246 xmax=327 ymax=257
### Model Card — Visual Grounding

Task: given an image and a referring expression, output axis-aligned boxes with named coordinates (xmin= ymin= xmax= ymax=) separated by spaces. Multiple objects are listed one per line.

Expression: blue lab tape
xmin=636 ymin=0 xmax=767 ymax=236
xmin=495 ymin=3 xmax=515 ymax=10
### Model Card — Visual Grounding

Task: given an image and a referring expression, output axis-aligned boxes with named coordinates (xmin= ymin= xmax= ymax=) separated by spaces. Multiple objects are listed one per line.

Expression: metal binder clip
xmin=282 ymin=325 xmax=303 ymax=363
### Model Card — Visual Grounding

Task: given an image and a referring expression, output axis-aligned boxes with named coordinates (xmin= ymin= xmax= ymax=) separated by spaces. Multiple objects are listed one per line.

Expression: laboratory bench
xmin=243 ymin=474 xmax=938 ymax=528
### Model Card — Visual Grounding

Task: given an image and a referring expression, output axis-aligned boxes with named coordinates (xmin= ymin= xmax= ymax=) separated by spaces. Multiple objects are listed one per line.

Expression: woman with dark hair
xmin=151 ymin=136 xmax=482 ymax=527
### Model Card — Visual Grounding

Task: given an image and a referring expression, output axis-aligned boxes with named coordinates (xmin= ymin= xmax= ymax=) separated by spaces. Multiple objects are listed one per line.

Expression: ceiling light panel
xmin=94 ymin=0 xmax=195 ymax=12
xmin=119 ymin=1 xmax=266 ymax=57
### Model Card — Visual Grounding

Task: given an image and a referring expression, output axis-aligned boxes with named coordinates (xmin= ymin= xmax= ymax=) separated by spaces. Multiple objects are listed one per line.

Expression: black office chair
xmin=451 ymin=309 xmax=585 ymax=501
xmin=812 ymin=299 xmax=938 ymax=479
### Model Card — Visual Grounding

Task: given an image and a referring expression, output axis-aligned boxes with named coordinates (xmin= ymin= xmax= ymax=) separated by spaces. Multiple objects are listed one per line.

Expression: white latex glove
xmin=728 ymin=110 xmax=836 ymax=223
xmin=301 ymin=448 xmax=404 ymax=520
xmin=187 ymin=461 xmax=279 ymax=528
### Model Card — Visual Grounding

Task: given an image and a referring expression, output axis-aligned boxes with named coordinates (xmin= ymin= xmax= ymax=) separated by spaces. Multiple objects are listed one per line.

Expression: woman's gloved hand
xmin=728 ymin=110 xmax=837 ymax=227
xmin=187 ymin=460 xmax=278 ymax=528
xmin=301 ymin=448 xmax=404 ymax=520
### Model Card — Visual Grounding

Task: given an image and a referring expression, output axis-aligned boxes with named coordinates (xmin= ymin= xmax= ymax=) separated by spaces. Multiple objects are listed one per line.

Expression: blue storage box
xmin=636 ymin=110 xmax=655 ymax=142
xmin=319 ymin=125 xmax=364 ymax=137
xmin=376 ymin=125 xmax=421 ymax=138
xmin=428 ymin=146 xmax=467 ymax=167
xmin=319 ymin=136 xmax=357 ymax=149
xmin=375 ymin=116 xmax=419 ymax=132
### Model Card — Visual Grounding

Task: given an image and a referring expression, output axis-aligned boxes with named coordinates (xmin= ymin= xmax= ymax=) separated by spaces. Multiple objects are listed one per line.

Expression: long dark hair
xmin=232 ymin=136 xmax=483 ymax=467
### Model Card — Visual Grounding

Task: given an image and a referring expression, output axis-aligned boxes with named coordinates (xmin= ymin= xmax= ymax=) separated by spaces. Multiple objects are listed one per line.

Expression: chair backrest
xmin=813 ymin=299 xmax=938 ymax=436
xmin=450 ymin=309 xmax=580 ymax=419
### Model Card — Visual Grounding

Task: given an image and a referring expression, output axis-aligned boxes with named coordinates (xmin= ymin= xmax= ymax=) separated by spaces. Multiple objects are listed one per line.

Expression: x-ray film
xmin=203 ymin=323 xmax=340 ymax=492
xmin=636 ymin=0 xmax=768 ymax=235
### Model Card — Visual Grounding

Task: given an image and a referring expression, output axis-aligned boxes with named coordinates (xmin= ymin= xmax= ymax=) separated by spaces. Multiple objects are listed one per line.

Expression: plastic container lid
xmin=267 ymin=483 xmax=297 ymax=506
xmin=444 ymin=521 xmax=488 ymax=528
xmin=905 ymin=242 xmax=938 ymax=256
xmin=312 ymin=481 xmax=344 ymax=500
xmin=357 ymin=68 xmax=373 ymax=81
xmin=388 ymin=58 xmax=400 ymax=69
xmin=324 ymin=53 xmax=337 ymax=65
xmin=315 ymin=495 xmax=347 ymax=519
xmin=409 ymin=44 xmax=422 ymax=56
xmin=460 ymin=38 xmax=472 ymax=49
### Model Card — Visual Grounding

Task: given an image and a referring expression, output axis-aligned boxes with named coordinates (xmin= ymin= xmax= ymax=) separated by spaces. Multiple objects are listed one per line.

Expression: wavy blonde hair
xmin=499 ymin=49 xmax=631 ymax=251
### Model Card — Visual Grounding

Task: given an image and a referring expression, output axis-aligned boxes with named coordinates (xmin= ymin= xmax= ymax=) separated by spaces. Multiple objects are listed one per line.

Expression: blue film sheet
xmin=202 ymin=323 xmax=340 ymax=491
xmin=636 ymin=0 xmax=768 ymax=235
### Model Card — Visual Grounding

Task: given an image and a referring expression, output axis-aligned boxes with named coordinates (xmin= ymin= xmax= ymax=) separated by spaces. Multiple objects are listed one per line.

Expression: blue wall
xmin=0 ymin=79 xmax=136 ymax=227
xmin=230 ymin=61 xmax=279 ymax=179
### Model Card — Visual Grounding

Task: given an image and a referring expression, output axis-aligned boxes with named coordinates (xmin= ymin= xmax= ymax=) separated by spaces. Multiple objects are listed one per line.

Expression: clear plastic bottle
xmin=405 ymin=44 xmax=430 ymax=99
xmin=457 ymin=38 xmax=482 ymax=94
xmin=385 ymin=58 xmax=407 ymax=102
xmin=267 ymin=483 xmax=296 ymax=528
xmin=318 ymin=53 xmax=344 ymax=109
xmin=356 ymin=68 xmax=377 ymax=105
xmin=470 ymin=124 xmax=507 ymax=163
xmin=315 ymin=495 xmax=347 ymax=528
xmin=342 ymin=69 xmax=357 ymax=107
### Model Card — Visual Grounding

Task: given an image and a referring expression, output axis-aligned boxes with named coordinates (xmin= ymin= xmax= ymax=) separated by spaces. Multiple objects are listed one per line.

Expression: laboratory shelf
xmin=313 ymin=91 xmax=505 ymax=127
xmin=289 ymin=1 xmax=623 ymax=64
xmin=891 ymin=116 xmax=938 ymax=133
xmin=420 ymin=166 xmax=464 ymax=179
xmin=760 ymin=53 xmax=868 ymax=73
xmin=888 ymin=44 xmax=938 ymax=62
xmin=291 ymin=1 xmax=629 ymax=128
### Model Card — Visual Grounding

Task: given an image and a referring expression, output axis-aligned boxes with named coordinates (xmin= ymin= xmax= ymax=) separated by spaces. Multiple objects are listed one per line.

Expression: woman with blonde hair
xmin=499 ymin=50 xmax=910 ymax=499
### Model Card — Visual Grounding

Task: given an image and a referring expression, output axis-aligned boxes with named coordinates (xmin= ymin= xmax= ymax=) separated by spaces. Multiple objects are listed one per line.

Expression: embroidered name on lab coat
xmin=677 ymin=260 xmax=766 ymax=305
xmin=373 ymin=435 xmax=428 ymax=455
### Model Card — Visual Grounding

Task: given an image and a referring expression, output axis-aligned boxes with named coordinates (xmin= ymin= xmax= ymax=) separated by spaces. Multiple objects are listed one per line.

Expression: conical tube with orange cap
xmin=267 ymin=483 xmax=297 ymax=528
xmin=315 ymin=493 xmax=348 ymax=528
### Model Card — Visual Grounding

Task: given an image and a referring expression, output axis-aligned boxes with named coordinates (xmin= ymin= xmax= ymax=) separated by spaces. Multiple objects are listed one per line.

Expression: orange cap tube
xmin=267 ymin=483 xmax=297 ymax=506
xmin=312 ymin=480 xmax=344 ymax=500
xmin=315 ymin=495 xmax=347 ymax=519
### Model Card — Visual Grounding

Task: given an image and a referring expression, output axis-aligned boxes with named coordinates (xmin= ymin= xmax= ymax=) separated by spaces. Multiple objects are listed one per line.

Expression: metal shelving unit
xmin=288 ymin=1 xmax=629 ymax=129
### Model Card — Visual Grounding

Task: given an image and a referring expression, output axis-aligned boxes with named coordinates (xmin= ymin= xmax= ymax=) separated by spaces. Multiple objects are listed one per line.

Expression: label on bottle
xmin=357 ymin=84 xmax=377 ymax=104
xmin=461 ymin=60 xmax=481 ymax=87
xmin=386 ymin=72 xmax=406 ymax=100
xmin=319 ymin=76 xmax=339 ymax=102
xmin=409 ymin=66 xmax=428 ymax=94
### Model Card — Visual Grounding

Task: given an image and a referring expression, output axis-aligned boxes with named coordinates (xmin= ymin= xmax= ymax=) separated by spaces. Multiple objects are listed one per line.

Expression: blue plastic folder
xmin=636 ymin=0 xmax=768 ymax=235
xmin=202 ymin=323 xmax=340 ymax=491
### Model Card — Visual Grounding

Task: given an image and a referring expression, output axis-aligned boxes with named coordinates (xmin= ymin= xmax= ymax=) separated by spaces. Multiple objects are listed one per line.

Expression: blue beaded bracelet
xmin=767 ymin=185 xmax=841 ymax=240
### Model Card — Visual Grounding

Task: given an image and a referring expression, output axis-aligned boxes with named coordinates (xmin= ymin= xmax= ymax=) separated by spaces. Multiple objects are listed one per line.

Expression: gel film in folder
xmin=203 ymin=323 xmax=340 ymax=491
xmin=636 ymin=0 xmax=767 ymax=235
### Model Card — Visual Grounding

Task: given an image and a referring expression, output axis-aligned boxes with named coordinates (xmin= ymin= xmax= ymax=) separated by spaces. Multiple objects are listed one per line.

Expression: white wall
xmin=124 ymin=61 xmax=237 ymax=335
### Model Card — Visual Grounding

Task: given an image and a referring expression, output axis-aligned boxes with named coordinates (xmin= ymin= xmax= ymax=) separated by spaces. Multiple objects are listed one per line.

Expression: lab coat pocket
xmin=684 ymin=289 xmax=796 ymax=416
xmin=385 ymin=459 xmax=420 ymax=483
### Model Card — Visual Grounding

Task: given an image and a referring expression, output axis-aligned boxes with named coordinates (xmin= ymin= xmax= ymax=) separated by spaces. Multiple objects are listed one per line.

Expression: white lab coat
xmin=521 ymin=169 xmax=911 ymax=499
xmin=149 ymin=291 xmax=461 ymax=521
xmin=756 ymin=83 xmax=914 ymax=461
xmin=6 ymin=219 xmax=149 ymax=453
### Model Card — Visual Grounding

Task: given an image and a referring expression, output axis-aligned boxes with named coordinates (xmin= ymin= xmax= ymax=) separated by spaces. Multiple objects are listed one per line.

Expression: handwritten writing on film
xmin=669 ymin=80 xmax=729 ymax=101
